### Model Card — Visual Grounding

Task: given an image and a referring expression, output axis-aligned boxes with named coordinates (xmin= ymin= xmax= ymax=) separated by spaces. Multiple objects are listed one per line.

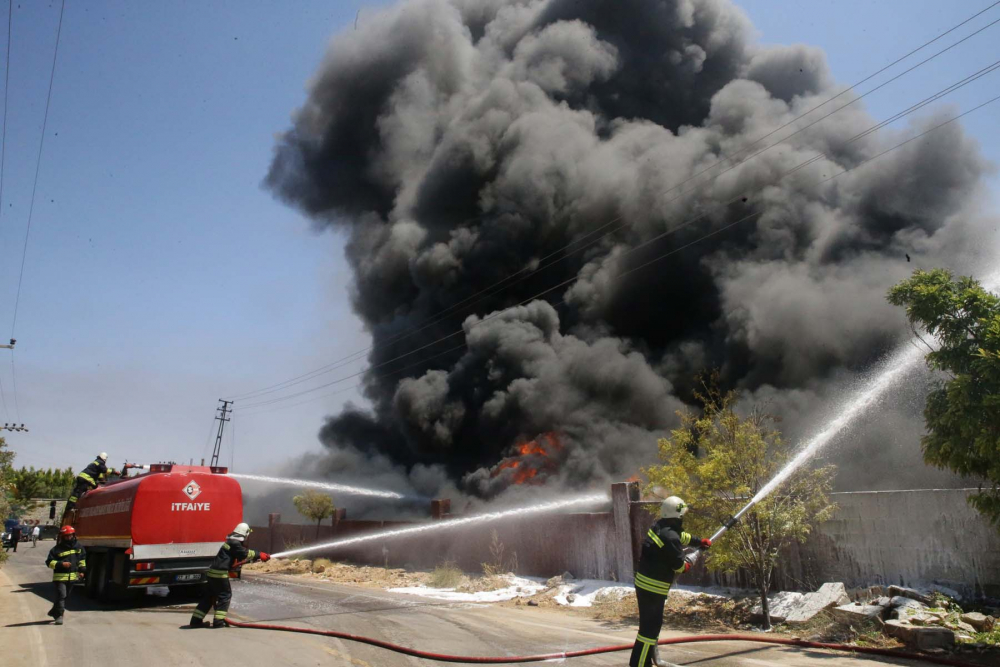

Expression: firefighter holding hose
xmin=64 ymin=452 xmax=120 ymax=516
xmin=189 ymin=522 xmax=270 ymax=628
xmin=631 ymin=496 xmax=711 ymax=667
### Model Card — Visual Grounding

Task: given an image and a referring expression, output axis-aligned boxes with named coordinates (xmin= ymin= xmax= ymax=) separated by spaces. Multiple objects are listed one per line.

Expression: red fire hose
xmin=224 ymin=619 xmax=985 ymax=666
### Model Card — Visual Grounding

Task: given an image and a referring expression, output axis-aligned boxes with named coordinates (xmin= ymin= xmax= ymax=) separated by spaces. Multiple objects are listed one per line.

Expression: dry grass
xmin=430 ymin=561 xmax=464 ymax=588
xmin=591 ymin=589 xmax=638 ymax=622
xmin=311 ymin=558 xmax=333 ymax=573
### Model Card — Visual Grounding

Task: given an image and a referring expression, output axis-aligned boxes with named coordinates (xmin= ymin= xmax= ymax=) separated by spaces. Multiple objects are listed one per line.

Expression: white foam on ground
xmin=388 ymin=575 xmax=734 ymax=606
xmin=388 ymin=575 xmax=545 ymax=602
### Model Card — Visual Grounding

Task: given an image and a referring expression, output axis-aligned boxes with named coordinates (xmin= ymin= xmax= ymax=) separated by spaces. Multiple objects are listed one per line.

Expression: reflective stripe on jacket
xmin=46 ymin=539 xmax=86 ymax=582
xmin=77 ymin=458 xmax=109 ymax=487
xmin=634 ymin=519 xmax=701 ymax=596
xmin=206 ymin=538 xmax=259 ymax=579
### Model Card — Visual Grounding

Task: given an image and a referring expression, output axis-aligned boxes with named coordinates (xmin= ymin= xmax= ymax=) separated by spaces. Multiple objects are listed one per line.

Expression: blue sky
xmin=2 ymin=0 xmax=997 ymax=474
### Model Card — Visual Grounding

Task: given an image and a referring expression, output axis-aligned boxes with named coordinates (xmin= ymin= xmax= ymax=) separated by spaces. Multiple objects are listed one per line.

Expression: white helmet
xmin=660 ymin=496 xmax=689 ymax=520
xmin=98 ymin=452 xmax=109 ymax=461
xmin=231 ymin=522 xmax=251 ymax=541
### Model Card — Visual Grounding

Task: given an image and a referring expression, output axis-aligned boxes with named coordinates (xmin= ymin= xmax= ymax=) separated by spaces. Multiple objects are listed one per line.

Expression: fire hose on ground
xmin=228 ymin=497 xmax=985 ymax=666
xmin=223 ymin=619 xmax=985 ymax=666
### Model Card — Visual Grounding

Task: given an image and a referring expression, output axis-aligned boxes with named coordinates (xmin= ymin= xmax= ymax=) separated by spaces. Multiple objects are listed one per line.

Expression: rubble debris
xmin=830 ymin=603 xmax=887 ymax=623
xmin=785 ymin=583 xmax=851 ymax=625
xmin=884 ymin=620 xmax=955 ymax=650
xmin=887 ymin=586 xmax=932 ymax=605
xmin=960 ymin=612 xmax=994 ymax=632
xmin=751 ymin=591 xmax=806 ymax=623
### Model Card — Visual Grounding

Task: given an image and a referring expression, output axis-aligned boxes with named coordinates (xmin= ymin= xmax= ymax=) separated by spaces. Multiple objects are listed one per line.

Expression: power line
xmin=223 ymin=3 xmax=1000 ymax=404
xmin=234 ymin=81 xmax=1000 ymax=414
xmin=0 ymin=0 xmax=12 ymax=423
xmin=10 ymin=0 xmax=64 ymax=338
xmin=0 ymin=0 xmax=12 ymax=229
xmin=8 ymin=348 xmax=16 ymax=421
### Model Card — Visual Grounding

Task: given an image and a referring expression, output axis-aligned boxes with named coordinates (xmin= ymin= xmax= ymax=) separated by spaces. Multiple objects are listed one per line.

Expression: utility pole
xmin=210 ymin=399 xmax=233 ymax=468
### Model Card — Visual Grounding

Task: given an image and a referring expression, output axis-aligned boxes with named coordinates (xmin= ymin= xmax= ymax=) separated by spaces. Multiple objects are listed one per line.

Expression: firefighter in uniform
xmin=64 ymin=452 xmax=119 ymax=516
xmin=45 ymin=525 xmax=86 ymax=625
xmin=189 ymin=522 xmax=270 ymax=628
xmin=630 ymin=496 xmax=711 ymax=667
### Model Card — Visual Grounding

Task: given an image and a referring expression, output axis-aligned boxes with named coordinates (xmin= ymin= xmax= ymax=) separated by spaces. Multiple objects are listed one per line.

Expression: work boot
xmin=188 ymin=618 xmax=207 ymax=628
xmin=53 ymin=616 xmax=64 ymax=625
xmin=212 ymin=619 xmax=227 ymax=628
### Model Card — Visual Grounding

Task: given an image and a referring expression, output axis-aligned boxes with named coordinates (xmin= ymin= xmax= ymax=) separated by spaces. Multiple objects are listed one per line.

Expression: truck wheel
xmin=95 ymin=553 xmax=112 ymax=603
xmin=84 ymin=553 xmax=102 ymax=600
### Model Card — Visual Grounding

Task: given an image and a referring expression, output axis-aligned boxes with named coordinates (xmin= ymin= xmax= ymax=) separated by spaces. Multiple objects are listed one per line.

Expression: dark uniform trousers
xmin=51 ymin=582 xmax=74 ymax=618
xmin=191 ymin=538 xmax=259 ymax=626
xmin=630 ymin=587 xmax=668 ymax=667
xmin=192 ymin=577 xmax=233 ymax=625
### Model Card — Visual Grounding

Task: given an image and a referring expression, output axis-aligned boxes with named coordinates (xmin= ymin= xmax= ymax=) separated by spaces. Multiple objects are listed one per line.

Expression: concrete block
xmin=960 ymin=612 xmax=992 ymax=631
xmin=907 ymin=612 xmax=946 ymax=626
xmin=884 ymin=620 xmax=955 ymax=650
xmin=830 ymin=603 xmax=886 ymax=624
xmin=751 ymin=592 xmax=806 ymax=623
xmin=889 ymin=596 xmax=927 ymax=610
xmin=887 ymin=586 xmax=932 ymax=605
xmin=786 ymin=583 xmax=852 ymax=624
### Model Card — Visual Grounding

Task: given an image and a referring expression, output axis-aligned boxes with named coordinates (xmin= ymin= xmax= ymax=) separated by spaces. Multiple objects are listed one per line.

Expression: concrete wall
xmin=254 ymin=486 xmax=1000 ymax=598
xmin=633 ymin=489 xmax=1000 ymax=598
xmin=779 ymin=489 xmax=1000 ymax=598
xmin=254 ymin=512 xmax=623 ymax=580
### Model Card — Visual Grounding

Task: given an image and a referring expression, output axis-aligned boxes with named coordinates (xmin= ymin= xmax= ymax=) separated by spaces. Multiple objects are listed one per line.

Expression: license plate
xmin=176 ymin=574 xmax=201 ymax=582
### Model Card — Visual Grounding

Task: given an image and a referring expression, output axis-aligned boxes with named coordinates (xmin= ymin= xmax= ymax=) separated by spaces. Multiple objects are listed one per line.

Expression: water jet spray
xmin=227 ymin=472 xmax=416 ymax=500
xmin=270 ymin=492 xmax=608 ymax=559
xmin=700 ymin=342 xmax=927 ymax=548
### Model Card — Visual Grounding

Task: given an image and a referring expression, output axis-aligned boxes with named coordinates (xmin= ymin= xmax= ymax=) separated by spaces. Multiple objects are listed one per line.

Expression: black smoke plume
xmin=266 ymin=0 xmax=994 ymax=500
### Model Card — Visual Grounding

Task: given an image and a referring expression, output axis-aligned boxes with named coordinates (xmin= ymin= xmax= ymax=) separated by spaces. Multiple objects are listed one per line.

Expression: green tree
xmin=1 ymin=437 xmax=15 ymax=565
xmin=888 ymin=268 xmax=1000 ymax=526
xmin=10 ymin=466 xmax=74 ymax=499
xmin=643 ymin=379 xmax=836 ymax=629
xmin=292 ymin=489 xmax=336 ymax=539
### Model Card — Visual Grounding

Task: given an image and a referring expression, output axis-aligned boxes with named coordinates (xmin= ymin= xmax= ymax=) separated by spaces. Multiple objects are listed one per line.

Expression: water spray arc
xmin=270 ymin=492 xmax=608 ymax=559
xmin=705 ymin=342 xmax=928 ymax=545
xmin=227 ymin=473 xmax=408 ymax=500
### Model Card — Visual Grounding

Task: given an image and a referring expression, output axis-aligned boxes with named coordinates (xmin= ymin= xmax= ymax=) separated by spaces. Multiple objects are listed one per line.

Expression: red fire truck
xmin=66 ymin=464 xmax=243 ymax=601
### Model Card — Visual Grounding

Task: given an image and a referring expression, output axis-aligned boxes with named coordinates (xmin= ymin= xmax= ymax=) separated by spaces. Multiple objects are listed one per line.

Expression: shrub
xmin=430 ymin=561 xmax=463 ymax=588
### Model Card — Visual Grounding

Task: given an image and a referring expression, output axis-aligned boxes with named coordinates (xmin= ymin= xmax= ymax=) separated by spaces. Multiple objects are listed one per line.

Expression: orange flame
xmin=491 ymin=432 xmax=563 ymax=485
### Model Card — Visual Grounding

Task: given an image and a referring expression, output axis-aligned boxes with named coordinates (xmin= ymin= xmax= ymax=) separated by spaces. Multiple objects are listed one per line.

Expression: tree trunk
xmin=316 ymin=518 xmax=321 ymax=540
xmin=759 ymin=583 xmax=772 ymax=630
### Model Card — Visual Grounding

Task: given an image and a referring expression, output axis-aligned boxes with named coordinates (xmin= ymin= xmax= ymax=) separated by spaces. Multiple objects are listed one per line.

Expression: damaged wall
xmin=257 ymin=486 xmax=1000 ymax=597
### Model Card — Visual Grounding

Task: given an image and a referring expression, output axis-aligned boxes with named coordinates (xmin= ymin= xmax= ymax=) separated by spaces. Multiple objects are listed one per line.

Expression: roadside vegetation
xmin=888 ymin=269 xmax=1000 ymax=529
xmin=292 ymin=489 xmax=337 ymax=538
xmin=430 ymin=561 xmax=463 ymax=588
xmin=0 ymin=437 xmax=15 ymax=567
xmin=643 ymin=374 xmax=837 ymax=629
xmin=9 ymin=466 xmax=74 ymax=500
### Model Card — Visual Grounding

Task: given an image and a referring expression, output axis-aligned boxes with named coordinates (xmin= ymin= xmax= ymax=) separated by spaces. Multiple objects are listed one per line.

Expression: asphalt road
xmin=1 ymin=545 xmax=942 ymax=667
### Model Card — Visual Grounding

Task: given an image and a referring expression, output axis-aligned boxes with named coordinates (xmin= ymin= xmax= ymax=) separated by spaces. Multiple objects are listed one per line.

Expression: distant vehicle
xmin=65 ymin=464 xmax=242 ymax=601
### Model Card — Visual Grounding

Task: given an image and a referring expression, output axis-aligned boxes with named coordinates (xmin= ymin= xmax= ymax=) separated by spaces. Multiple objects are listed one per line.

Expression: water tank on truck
xmin=68 ymin=464 xmax=243 ymax=601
